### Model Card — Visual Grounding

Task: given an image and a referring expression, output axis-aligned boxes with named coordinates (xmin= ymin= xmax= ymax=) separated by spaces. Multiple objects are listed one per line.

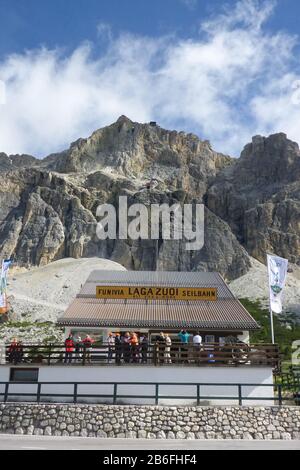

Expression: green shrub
xmin=240 ymin=298 xmax=300 ymax=360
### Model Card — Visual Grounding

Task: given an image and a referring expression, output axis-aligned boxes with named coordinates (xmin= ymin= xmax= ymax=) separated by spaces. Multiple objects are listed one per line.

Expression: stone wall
xmin=0 ymin=404 xmax=300 ymax=440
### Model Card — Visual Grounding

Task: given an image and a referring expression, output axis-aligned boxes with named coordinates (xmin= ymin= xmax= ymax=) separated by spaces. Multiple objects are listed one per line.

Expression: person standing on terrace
xmin=130 ymin=332 xmax=139 ymax=363
xmin=140 ymin=335 xmax=149 ymax=364
xmin=8 ymin=337 xmax=23 ymax=365
xmin=115 ymin=333 xmax=122 ymax=365
xmin=82 ymin=335 xmax=94 ymax=364
xmin=178 ymin=330 xmax=190 ymax=363
xmin=64 ymin=334 xmax=74 ymax=364
xmin=193 ymin=331 xmax=202 ymax=364
xmin=164 ymin=334 xmax=172 ymax=364
xmin=193 ymin=332 xmax=202 ymax=350
xmin=74 ymin=336 xmax=82 ymax=362
xmin=178 ymin=330 xmax=190 ymax=343
xmin=156 ymin=332 xmax=165 ymax=363
xmin=107 ymin=332 xmax=115 ymax=363
xmin=123 ymin=332 xmax=131 ymax=363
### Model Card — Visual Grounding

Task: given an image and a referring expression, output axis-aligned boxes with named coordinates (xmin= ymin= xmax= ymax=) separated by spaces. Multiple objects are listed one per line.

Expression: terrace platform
xmin=0 ymin=342 xmax=281 ymax=406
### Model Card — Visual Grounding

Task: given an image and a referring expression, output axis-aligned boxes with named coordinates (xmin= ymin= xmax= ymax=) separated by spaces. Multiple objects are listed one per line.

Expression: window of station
xmin=10 ymin=368 xmax=39 ymax=382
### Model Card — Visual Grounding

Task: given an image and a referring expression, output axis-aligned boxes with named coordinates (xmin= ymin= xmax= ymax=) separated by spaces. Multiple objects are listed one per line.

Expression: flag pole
xmin=0 ymin=259 xmax=4 ymax=314
xmin=269 ymin=306 xmax=275 ymax=344
xmin=267 ymin=253 xmax=275 ymax=344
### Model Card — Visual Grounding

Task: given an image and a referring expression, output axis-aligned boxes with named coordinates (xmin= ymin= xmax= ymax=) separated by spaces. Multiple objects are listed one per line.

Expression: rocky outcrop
xmin=0 ymin=118 xmax=299 ymax=281
xmin=207 ymin=133 xmax=300 ymax=264
xmin=0 ymin=167 xmax=249 ymax=278
xmin=49 ymin=116 xmax=232 ymax=197
xmin=0 ymin=153 xmax=40 ymax=172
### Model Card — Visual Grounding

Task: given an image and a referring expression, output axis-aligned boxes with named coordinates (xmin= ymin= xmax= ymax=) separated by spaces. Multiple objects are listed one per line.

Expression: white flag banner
xmin=267 ymin=254 xmax=288 ymax=314
xmin=1 ymin=259 xmax=11 ymax=283
xmin=0 ymin=292 xmax=6 ymax=308
xmin=0 ymin=259 xmax=11 ymax=310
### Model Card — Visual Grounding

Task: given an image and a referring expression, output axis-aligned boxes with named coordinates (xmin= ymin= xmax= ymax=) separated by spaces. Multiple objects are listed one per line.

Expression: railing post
xmin=154 ymin=343 xmax=158 ymax=366
xmin=47 ymin=345 xmax=51 ymax=366
xmin=113 ymin=383 xmax=118 ymax=405
xmin=197 ymin=384 xmax=200 ymax=406
xmin=4 ymin=382 xmax=9 ymax=402
xmin=238 ymin=384 xmax=243 ymax=406
xmin=278 ymin=384 xmax=282 ymax=407
xmin=74 ymin=383 xmax=78 ymax=403
xmin=155 ymin=384 xmax=159 ymax=405
xmin=37 ymin=383 xmax=41 ymax=402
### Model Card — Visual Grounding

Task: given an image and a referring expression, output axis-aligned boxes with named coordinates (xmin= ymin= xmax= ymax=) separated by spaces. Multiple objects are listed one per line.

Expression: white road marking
xmin=22 ymin=446 xmax=47 ymax=450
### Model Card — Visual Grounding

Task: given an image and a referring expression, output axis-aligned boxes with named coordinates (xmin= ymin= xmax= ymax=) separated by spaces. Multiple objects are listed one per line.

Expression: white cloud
xmin=0 ymin=0 xmax=299 ymax=158
xmin=180 ymin=0 xmax=198 ymax=10
xmin=202 ymin=0 xmax=276 ymax=32
xmin=96 ymin=22 xmax=113 ymax=43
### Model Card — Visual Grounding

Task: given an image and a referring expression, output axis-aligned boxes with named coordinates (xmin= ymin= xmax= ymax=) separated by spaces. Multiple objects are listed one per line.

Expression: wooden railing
xmin=2 ymin=342 xmax=281 ymax=368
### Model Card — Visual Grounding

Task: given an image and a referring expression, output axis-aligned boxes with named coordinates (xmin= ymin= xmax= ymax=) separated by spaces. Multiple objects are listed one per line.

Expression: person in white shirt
xmin=193 ymin=332 xmax=202 ymax=364
xmin=164 ymin=334 xmax=172 ymax=364
xmin=193 ymin=332 xmax=202 ymax=345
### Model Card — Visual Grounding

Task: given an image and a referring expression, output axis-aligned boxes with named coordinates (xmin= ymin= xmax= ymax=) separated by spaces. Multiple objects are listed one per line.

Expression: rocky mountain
xmin=207 ymin=133 xmax=300 ymax=265
xmin=0 ymin=116 xmax=299 ymax=280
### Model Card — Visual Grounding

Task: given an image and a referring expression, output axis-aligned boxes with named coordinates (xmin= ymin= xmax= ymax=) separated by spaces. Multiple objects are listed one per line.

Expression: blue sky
xmin=0 ymin=0 xmax=300 ymax=157
xmin=0 ymin=0 xmax=300 ymax=54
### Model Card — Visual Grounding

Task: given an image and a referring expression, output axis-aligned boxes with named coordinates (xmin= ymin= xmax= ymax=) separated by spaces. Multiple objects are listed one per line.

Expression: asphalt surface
xmin=0 ymin=434 xmax=299 ymax=450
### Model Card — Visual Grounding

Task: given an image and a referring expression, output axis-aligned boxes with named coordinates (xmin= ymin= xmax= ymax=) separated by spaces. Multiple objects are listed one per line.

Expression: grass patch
xmin=240 ymin=298 xmax=300 ymax=360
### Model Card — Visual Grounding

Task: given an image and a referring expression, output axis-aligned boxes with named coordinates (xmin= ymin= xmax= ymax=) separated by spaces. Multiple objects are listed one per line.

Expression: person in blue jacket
xmin=178 ymin=330 xmax=190 ymax=363
xmin=178 ymin=330 xmax=190 ymax=343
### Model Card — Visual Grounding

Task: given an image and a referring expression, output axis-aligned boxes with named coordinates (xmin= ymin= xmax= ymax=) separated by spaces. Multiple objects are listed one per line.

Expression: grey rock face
xmin=0 ymin=153 xmax=39 ymax=173
xmin=0 ymin=117 xmax=247 ymax=280
xmin=0 ymin=119 xmax=298 ymax=280
xmin=49 ymin=116 xmax=232 ymax=185
xmin=207 ymin=133 xmax=300 ymax=265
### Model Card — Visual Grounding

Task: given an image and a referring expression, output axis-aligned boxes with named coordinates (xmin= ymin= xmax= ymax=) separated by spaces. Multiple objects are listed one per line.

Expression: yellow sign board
xmin=96 ymin=286 xmax=217 ymax=301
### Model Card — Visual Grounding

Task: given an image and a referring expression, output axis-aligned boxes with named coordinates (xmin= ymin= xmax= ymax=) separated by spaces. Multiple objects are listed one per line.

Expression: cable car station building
xmin=0 ymin=271 xmax=279 ymax=405
xmin=57 ymin=270 xmax=259 ymax=344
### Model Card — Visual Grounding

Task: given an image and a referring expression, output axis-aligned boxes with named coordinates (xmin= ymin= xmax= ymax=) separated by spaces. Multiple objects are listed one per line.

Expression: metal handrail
xmin=0 ymin=380 xmax=294 ymax=406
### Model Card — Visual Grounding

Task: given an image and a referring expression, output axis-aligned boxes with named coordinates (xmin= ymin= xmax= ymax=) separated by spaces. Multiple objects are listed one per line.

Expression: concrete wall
xmin=0 ymin=365 xmax=274 ymax=405
xmin=0 ymin=403 xmax=299 ymax=440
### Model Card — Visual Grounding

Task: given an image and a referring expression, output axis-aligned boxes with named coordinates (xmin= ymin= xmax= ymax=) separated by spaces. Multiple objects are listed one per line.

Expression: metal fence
xmin=0 ymin=380 xmax=297 ymax=406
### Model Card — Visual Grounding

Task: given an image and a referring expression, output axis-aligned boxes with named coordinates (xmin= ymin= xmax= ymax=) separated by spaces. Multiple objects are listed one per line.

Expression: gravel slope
xmin=229 ymin=257 xmax=300 ymax=313
xmin=6 ymin=257 xmax=126 ymax=322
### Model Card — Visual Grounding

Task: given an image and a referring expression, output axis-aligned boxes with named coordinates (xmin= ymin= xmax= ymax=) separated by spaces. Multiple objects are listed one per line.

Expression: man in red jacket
xmin=82 ymin=335 xmax=94 ymax=364
xmin=64 ymin=334 xmax=74 ymax=364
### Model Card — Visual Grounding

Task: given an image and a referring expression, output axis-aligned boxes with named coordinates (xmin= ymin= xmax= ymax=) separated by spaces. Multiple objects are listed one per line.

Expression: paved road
xmin=0 ymin=435 xmax=299 ymax=450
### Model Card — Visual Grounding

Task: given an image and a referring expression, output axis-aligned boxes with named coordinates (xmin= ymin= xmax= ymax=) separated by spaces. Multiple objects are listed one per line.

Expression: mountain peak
xmin=43 ymin=117 xmax=232 ymax=176
xmin=116 ymin=115 xmax=133 ymax=124
xmin=239 ymin=132 xmax=300 ymax=184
